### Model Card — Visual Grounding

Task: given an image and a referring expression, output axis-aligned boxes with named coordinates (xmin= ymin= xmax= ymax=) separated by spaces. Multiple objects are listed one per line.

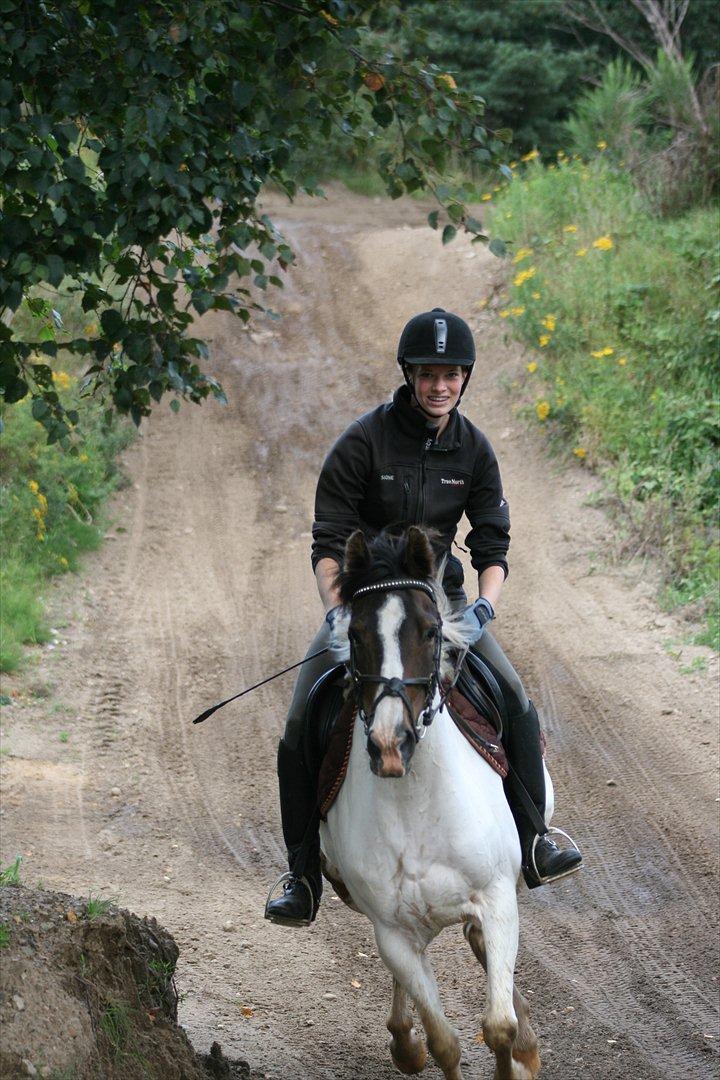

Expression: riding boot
xmin=265 ymin=739 xmax=322 ymax=926
xmin=503 ymin=702 xmax=582 ymax=889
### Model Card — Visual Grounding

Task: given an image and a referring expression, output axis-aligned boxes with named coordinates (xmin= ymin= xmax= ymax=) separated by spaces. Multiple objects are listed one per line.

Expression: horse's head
xmin=332 ymin=527 xmax=475 ymax=779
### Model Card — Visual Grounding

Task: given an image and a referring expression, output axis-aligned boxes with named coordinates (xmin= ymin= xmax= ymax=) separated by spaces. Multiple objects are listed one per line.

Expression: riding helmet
xmin=396 ymin=308 xmax=475 ymax=367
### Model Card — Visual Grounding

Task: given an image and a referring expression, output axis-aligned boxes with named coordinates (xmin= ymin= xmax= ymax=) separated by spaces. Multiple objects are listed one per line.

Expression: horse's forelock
xmin=336 ymin=532 xmax=417 ymax=606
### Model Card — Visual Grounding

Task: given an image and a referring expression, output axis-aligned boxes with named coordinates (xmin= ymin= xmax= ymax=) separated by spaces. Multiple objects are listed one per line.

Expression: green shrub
xmin=488 ymin=156 xmax=719 ymax=642
xmin=1 ymin=294 xmax=134 ymax=671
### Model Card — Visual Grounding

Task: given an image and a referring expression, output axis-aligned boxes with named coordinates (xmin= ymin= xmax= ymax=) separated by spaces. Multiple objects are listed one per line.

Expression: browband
xmin=352 ymin=579 xmax=436 ymax=602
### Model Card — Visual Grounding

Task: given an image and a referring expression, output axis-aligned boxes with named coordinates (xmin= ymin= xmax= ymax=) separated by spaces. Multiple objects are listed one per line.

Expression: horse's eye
xmin=425 ymin=626 xmax=437 ymax=641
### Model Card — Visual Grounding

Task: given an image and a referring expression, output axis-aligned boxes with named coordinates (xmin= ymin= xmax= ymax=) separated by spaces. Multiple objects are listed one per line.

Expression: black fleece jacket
xmin=311 ymin=386 xmax=510 ymax=592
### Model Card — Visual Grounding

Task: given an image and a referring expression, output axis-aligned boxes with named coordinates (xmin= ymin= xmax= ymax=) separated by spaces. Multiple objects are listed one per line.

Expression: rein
xmin=348 ymin=578 xmax=465 ymax=742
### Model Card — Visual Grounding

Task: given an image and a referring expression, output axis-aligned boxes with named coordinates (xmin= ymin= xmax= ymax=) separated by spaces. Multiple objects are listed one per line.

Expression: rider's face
xmin=411 ymin=365 xmax=465 ymax=420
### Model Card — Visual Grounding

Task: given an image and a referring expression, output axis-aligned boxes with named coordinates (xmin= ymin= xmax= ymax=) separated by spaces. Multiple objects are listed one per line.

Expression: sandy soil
xmin=1 ymin=186 xmax=718 ymax=1080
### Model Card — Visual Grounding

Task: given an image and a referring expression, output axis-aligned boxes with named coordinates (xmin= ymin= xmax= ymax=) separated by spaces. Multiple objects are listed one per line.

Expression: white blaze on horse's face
xmin=367 ymin=594 xmax=416 ymax=779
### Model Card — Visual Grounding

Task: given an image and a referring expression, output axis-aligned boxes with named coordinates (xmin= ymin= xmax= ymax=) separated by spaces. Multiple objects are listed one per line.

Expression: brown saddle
xmin=317 ymin=686 xmax=509 ymax=820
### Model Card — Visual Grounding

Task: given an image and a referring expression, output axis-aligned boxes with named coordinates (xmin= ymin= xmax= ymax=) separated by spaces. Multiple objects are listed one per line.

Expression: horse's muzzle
xmin=367 ymin=727 xmax=415 ymax=778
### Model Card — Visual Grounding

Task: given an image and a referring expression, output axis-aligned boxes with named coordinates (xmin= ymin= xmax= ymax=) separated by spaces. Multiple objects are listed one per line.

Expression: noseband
xmin=348 ymin=579 xmax=460 ymax=742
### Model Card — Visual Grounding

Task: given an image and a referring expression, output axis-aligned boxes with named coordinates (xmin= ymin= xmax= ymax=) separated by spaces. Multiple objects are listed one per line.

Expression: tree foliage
xmin=0 ymin=0 xmax=509 ymax=445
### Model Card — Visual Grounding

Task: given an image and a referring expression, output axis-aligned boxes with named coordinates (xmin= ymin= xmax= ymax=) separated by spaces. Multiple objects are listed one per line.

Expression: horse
xmin=319 ymin=526 xmax=547 ymax=1080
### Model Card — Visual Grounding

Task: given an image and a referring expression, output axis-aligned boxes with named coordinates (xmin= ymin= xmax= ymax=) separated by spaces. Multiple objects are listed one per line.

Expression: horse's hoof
xmin=390 ymin=1028 xmax=428 ymax=1074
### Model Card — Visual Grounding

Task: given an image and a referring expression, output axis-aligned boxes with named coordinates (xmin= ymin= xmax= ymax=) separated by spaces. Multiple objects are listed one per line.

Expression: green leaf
xmin=169 ymin=399 xmax=181 ymax=413
xmin=488 ymin=237 xmax=507 ymax=258
xmin=427 ymin=210 xmax=439 ymax=230
xmin=442 ymin=225 xmax=457 ymax=245
xmin=101 ymin=309 xmax=124 ymax=340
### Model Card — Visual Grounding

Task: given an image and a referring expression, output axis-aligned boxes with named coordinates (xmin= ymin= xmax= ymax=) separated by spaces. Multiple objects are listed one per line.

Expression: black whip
xmin=192 ymin=648 xmax=329 ymax=724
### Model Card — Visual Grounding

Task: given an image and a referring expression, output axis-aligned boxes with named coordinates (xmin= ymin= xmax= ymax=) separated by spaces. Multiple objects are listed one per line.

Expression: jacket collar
xmin=390 ymin=385 xmax=463 ymax=450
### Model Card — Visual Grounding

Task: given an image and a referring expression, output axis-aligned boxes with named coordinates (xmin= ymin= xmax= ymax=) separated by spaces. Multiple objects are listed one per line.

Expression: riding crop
xmin=191 ymin=649 xmax=329 ymax=725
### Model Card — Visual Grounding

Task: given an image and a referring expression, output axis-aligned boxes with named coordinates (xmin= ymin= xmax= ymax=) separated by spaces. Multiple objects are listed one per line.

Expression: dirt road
xmin=2 ymin=188 xmax=718 ymax=1079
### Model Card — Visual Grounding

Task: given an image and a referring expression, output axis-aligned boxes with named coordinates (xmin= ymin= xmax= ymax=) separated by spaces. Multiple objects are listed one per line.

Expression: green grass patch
xmin=1 ymin=288 xmax=134 ymax=672
xmin=85 ymin=893 xmax=118 ymax=919
xmin=0 ymin=856 xmax=23 ymax=885
xmin=487 ymin=156 xmax=719 ymax=643
xmin=0 ymin=922 xmax=11 ymax=948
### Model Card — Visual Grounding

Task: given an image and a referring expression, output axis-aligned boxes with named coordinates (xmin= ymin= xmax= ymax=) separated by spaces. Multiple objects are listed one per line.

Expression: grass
xmin=0 ymin=922 xmax=10 ymax=947
xmin=0 ymin=856 xmax=22 ymax=885
xmin=85 ymin=892 xmax=117 ymax=919
xmin=1 ymin=286 xmax=135 ymax=672
xmin=486 ymin=155 xmax=719 ymax=646
xmin=59 ymin=730 xmax=69 ymax=743
xmin=99 ymin=1000 xmax=135 ymax=1060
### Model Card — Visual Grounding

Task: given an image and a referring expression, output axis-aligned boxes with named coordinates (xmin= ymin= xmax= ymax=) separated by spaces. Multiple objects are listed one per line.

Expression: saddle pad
xmin=318 ymin=689 xmax=508 ymax=820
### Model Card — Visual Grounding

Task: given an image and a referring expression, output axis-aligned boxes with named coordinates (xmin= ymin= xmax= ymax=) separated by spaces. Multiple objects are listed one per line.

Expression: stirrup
xmin=530 ymin=827 xmax=583 ymax=885
xmin=264 ymin=871 xmax=316 ymax=926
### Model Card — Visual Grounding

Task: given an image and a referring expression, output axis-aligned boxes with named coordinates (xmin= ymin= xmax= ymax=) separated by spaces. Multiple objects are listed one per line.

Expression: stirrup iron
xmin=264 ymin=870 xmax=315 ymax=926
xmin=530 ymin=827 xmax=583 ymax=884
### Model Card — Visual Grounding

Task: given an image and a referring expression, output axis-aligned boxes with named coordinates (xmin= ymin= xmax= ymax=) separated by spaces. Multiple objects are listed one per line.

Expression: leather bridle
xmin=348 ymin=578 xmax=463 ymax=742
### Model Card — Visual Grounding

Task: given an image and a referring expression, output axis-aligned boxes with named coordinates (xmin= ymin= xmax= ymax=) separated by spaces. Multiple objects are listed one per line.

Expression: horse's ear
xmin=344 ymin=530 xmax=371 ymax=572
xmin=404 ymin=526 xmax=435 ymax=579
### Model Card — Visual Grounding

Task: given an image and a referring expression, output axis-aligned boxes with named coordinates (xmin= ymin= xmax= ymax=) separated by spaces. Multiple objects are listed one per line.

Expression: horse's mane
xmin=332 ymin=530 xmax=477 ymax=679
xmin=335 ymin=531 xmax=418 ymax=605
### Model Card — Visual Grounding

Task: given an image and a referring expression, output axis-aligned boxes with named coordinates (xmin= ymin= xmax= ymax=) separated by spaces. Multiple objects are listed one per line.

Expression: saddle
xmin=303 ymin=654 xmax=510 ymax=821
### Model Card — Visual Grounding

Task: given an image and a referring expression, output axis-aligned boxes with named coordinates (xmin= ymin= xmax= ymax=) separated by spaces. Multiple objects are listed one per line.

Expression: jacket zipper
xmin=418 ymin=436 xmax=433 ymax=523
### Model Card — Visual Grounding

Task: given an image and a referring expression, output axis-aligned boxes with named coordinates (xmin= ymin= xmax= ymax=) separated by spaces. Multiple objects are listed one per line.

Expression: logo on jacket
xmin=440 ymin=477 xmax=464 ymax=485
xmin=380 ymin=474 xmax=394 ymax=481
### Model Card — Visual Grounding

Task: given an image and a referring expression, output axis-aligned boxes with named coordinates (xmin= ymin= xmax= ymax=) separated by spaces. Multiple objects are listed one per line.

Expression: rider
xmin=266 ymin=308 xmax=582 ymax=926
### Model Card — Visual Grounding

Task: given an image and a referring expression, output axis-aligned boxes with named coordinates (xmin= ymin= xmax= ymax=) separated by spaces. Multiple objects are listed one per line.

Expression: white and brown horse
xmin=320 ymin=527 xmax=546 ymax=1080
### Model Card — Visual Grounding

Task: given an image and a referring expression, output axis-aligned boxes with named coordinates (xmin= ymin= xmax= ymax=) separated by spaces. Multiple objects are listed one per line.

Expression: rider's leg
xmin=471 ymin=630 xmax=582 ymax=888
xmin=266 ymin=620 xmax=334 ymax=925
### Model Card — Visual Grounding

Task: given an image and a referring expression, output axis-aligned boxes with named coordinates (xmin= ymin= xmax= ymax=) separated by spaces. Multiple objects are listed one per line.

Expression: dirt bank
xmin=1 ymin=185 xmax=718 ymax=1079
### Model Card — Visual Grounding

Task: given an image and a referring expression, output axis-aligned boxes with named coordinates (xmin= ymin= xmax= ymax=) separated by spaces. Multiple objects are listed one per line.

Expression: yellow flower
xmin=52 ymin=371 xmax=72 ymax=390
xmin=493 ymin=186 xmax=501 ymax=192
xmin=617 ymin=356 xmax=628 ymax=366
xmin=576 ymin=248 xmax=588 ymax=257
xmin=573 ymin=447 xmax=587 ymax=458
xmin=79 ymin=452 xmax=89 ymax=462
xmin=563 ymin=224 xmax=577 ymax=233
xmin=541 ymin=314 xmax=556 ymax=332
xmin=498 ymin=309 xmax=511 ymax=319
xmin=509 ymin=161 xmax=517 ymax=169
xmin=510 ymin=305 xmax=525 ymax=317
xmin=84 ymin=323 xmax=97 ymax=336
xmin=512 ymin=267 xmax=537 ymax=288
xmin=37 ymin=493 xmax=48 ymax=514
xmin=436 ymin=73 xmax=457 ymax=91
xmin=320 ymin=8 xmax=339 ymax=26
xmin=531 ymin=291 xmax=541 ymax=300
xmin=521 ymin=149 xmax=539 ymax=162
xmin=504 ymin=212 xmax=512 ymax=220
xmin=28 ymin=479 xmax=39 ymax=495
xmin=480 ymin=193 xmax=492 ymax=201
xmin=597 ymin=140 xmax=607 ymax=151
xmin=512 ymin=247 xmax=534 ymax=265
xmin=590 ymin=347 xmax=614 ymax=358
xmin=527 ymin=361 xmax=538 ymax=373
xmin=58 ymin=556 xmax=69 ymax=568
xmin=557 ymin=150 xmax=567 ymax=160
xmin=593 ymin=235 xmax=613 ymax=251
xmin=539 ymin=334 xmax=551 ymax=347
xmin=536 ymin=400 xmax=550 ymax=421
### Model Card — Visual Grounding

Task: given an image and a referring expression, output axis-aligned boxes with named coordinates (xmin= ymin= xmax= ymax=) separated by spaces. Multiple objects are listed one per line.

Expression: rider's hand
xmin=458 ymin=597 xmax=495 ymax=644
xmin=325 ymin=605 xmax=350 ymax=662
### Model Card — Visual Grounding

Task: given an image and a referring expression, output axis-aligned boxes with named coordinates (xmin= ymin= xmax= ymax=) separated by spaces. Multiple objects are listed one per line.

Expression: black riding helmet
xmin=397 ymin=308 xmax=476 ymax=408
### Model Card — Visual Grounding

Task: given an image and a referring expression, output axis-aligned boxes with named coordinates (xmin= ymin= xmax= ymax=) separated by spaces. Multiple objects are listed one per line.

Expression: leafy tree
xmin=0 ymin=0 xmax=509 ymax=445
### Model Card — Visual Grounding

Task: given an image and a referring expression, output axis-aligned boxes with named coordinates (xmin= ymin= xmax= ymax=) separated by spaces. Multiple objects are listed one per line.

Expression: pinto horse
xmin=319 ymin=527 xmax=546 ymax=1080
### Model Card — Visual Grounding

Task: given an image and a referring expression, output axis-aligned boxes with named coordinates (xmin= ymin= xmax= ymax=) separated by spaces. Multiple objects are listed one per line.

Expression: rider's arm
xmin=315 ymin=557 xmax=342 ymax=612
xmin=312 ymin=419 xmax=372 ymax=577
xmin=478 ymin=564 xmax=505 ymax=611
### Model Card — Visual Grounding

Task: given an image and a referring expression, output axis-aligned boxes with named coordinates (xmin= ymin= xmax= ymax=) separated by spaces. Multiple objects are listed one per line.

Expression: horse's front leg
xmin=387 ymin=978 xmax=428 ymax=1075
xmin=375 ymin=925 xmax=462 ymax=1080
xmin=474 ymin=881 xmax=527 ymax=1080
xmin=464 ymin=922 xmax=541 ymax=1079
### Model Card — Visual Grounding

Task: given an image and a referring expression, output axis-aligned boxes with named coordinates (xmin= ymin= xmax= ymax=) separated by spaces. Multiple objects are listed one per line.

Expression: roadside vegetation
xmin=0 ymin=291 xmax=133 ymax=671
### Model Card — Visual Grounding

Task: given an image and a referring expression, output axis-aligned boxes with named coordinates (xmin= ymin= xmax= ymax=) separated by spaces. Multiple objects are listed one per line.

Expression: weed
xmin=680 ymin=655 xmax=709 ymax=675
xmin=85 ymin=893 xmax=117 ymax=919
xmin=99 ymin=1000 xmax=135 ymax=1060
xmin=0 ymin=922 xmax=11 ymax=947
xmin=0 ymin=856 xmax=22 ymax=885
xmin=59 ymin=731 xmax=69 ymax=743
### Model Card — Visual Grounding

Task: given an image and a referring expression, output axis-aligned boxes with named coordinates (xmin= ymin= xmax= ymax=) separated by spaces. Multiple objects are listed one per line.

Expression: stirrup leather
xmin=264 ymin=871 xmax=316 ymax=926
xmin=530 ymin=827 xmax=583 ymax=885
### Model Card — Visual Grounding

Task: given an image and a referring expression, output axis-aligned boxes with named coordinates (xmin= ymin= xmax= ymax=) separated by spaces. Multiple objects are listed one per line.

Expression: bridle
xmin=347 ymin=578 xmax=464 ymax=743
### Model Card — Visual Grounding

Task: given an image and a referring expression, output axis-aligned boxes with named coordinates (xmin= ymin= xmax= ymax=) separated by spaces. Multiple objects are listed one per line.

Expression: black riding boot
xmin=503 ymin=702 xmax=582 ymax=888
xmin=265 ymin=739 xmax=322 ymax=926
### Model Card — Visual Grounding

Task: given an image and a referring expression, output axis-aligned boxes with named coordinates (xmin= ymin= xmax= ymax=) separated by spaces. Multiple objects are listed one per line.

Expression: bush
xmin=488 ymin=156 xmax=719 ymax=642
xmin=0 ymin=293 xmax=134 ymax=670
